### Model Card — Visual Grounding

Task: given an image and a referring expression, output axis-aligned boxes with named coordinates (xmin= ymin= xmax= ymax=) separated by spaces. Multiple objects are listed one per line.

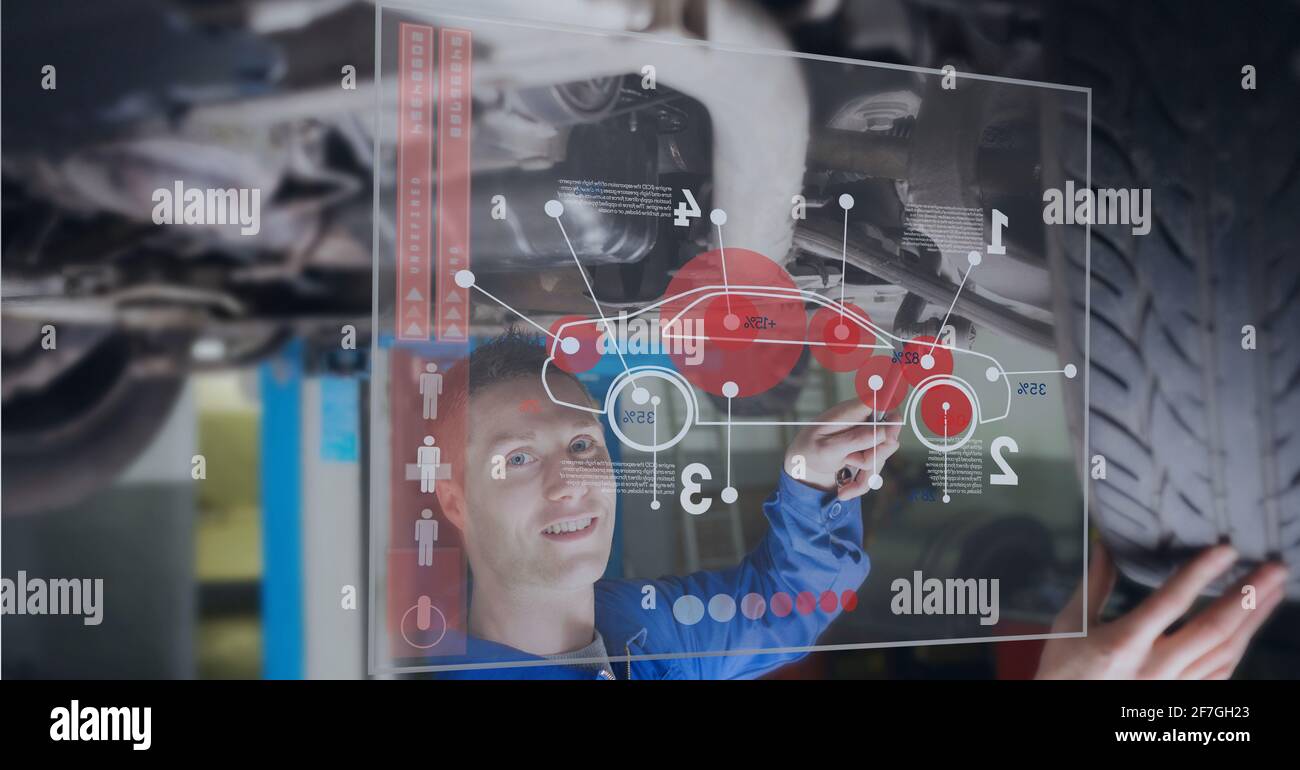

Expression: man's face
xmin=454 ymin=374 xmax=616 ymax=591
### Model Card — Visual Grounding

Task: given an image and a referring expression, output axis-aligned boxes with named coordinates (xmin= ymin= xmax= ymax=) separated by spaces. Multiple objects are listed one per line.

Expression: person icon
xmin=417 ymin=435 xmax=440 ymax=493
xmin=415 ymin=508 xmax=439 ymax=566
xmin=419 ymin=363 xmax=443 ymax=420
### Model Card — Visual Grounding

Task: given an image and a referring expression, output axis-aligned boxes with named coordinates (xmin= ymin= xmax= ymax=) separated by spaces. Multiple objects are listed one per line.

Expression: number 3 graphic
xmin=680 ymin=462 xmax=713 ymax=515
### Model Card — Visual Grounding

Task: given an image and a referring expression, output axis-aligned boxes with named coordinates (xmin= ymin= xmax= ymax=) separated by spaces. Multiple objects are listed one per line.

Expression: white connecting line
xmin=726 ymin=393 xmax=733 ymax=490
xmin=1001 ymin=368 xmax=1072 ymax=376
xmin=697 ymin=418 xmax=903 ymax=427
xmin=552 ymin=203 xmax=638 ymax=385
xmin=873 ymin=390 xmax=879 ymax=479
xmin=469 ymin=282 xmax=560 ymax=342
xmin=651 ymin=402 xmax=658 ymax=510
xmin=661 ymin=332 xmax=889 ymax=350
xmin=927 ymin=251 xmax=981 ymax=356
xmin=838 ymin=199 xmax=850 ymax=322
xmin=714 ymin=211 xmax=734 ymax=315
xmin=943 ymin=409 xmax=949 ymax=503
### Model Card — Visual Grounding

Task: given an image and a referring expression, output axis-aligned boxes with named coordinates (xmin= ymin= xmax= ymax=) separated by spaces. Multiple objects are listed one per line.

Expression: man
xmin=432 ymin=330 xmax=900 ymax=679
xmin=431 ymin=331 xmax=1288 ymax=679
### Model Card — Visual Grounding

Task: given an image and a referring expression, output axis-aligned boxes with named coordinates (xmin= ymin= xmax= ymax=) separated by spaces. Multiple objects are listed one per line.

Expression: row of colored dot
xmin=671 ymin=589 xmax=858 ymax=625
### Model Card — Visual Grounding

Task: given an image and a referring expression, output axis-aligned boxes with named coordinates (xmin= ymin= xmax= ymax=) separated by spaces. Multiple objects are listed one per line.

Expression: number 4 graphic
xmin=674 ymin=189 xmax=702 ymax=227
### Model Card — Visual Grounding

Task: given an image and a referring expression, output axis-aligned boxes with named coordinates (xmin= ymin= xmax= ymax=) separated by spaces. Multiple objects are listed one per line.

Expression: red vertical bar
xmin=387 ymin=348 xmax=466 ymax=659
xmin=435 ymin=28 xmax=472 ymax=341
xmin=396 ymin=23 xmax=435 ymax=341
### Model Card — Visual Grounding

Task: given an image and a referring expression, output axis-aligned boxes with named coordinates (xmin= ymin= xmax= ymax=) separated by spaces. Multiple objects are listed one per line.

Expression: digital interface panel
xmin=368 ymin=3 xmax=1090 ymax=675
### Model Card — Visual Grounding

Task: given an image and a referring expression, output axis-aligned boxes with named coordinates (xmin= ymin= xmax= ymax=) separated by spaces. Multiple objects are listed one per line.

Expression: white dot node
xmin=672 ymin=595 xmax=705 ymax=625
xmin=707 ymin=594 xmax=737 ymax=623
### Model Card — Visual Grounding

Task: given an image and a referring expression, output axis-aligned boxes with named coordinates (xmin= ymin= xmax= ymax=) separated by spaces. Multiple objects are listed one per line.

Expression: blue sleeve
xmin=630 ymin=470 xmax=870 ymax=679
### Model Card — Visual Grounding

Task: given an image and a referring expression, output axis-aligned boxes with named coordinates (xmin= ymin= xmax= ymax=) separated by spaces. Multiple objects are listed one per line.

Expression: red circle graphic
xmin=901 ymin=335 xmax=954 ymax=389
xmin=661 ymin=247 xmax=805 ymax=398
xmin=549 ymin=314 xmax=602 ymax=374
xmin=809 ymin=303 xmax=875 ymax=372
xmin=854 ymin=355 xmax=909 ymax=413
xmin=919 ymin=382 xmax=974 ymax=438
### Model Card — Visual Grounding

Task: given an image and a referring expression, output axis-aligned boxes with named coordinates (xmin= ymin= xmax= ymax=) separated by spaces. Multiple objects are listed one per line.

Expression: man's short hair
xmin=436 ymin=328 xmax=595 ymax=473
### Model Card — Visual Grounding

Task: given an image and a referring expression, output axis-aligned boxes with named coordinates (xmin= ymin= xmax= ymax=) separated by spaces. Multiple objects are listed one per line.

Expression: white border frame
xmin=367 ymin=1 xmax=1091 ymax=676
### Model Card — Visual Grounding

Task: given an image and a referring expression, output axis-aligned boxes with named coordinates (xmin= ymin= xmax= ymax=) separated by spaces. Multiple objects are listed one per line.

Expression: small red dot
xmin=771 ymin=592 xmax=793 ymax=617
xmin=819 ymin=591 xmax=838 ymax=613
xmin=840 ymin=589 xmax=858 ymax=612
xmin=796 ymin=591 xmax=816 ymax=615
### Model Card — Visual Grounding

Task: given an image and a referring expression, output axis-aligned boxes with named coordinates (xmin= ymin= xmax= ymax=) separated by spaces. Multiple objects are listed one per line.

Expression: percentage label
xmin=744 ymin=316 xmax=775 ymax=330
xmin=621 ymin=409 xmax=655 ymax=424
xmin=892 ymin=350 xmax=920 ymax=365
xmin=1017 ymin=382 xmax=1047 ymax=396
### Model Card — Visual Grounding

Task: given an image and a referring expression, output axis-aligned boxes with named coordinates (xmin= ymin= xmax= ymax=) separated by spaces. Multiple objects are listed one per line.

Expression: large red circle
xmin=809 ymin=303 xmax=875 ymax=372
xmin=702 ymin=294 xmax=760 ymax=351
xmin=770 ymin=592 xmax=794 ymax=618
xmin=920 ymin=382 xmax=974 ymax=438
xmin=819 ymin=590 xmax=838 ymax=613
xmin=855 ymin=355 xmax=909 ymax=413
xmin=661 ymin=247 xmax=804 ymax=398
xmin=840 ymin=589 xmax=858 ymax=612
xmin=549 ymin=314 xmax=601 ymax=373
xmin=901 ymin=335 xmax=954 ymax=388
xmin=795 ymin=591 xmax=817 ymax=615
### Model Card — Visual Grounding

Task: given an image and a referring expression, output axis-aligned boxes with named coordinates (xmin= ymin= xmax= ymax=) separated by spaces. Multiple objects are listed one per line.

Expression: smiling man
xmin=431 ymin=329 xmax=900 ymax=679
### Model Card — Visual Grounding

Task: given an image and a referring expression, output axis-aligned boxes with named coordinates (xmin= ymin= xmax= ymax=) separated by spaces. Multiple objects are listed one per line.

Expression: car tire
xmin=1045 ymin=0 xmax=1300 ymax=596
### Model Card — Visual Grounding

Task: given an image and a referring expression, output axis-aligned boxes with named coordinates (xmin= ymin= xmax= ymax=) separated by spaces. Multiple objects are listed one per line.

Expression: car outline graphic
xmin=541 ymin=282 xmax=1013 ymax=454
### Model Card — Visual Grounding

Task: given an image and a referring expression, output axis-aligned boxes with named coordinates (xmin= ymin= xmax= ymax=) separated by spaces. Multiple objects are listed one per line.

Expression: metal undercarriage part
xmin=2 ymin=0 xmax=1058 ymax=513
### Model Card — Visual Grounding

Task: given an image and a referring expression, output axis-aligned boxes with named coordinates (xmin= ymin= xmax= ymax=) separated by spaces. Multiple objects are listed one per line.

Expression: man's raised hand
xmin=783 ymin=397 xmax=902 ymax=501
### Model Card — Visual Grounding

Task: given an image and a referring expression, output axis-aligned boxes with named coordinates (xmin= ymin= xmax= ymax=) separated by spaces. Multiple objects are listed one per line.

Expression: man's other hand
xmin=783 ymin=397 xmax=902 ymax=501
xmin=1036 ymin=542 xmax=1288 ymax=679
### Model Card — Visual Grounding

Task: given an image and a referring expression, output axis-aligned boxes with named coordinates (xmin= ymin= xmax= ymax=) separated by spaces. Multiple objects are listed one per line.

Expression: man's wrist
xmin=781 ymin=453 xmax=836 ymax=493
xmin=777 ymin=468 xmax=856 ymax=523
